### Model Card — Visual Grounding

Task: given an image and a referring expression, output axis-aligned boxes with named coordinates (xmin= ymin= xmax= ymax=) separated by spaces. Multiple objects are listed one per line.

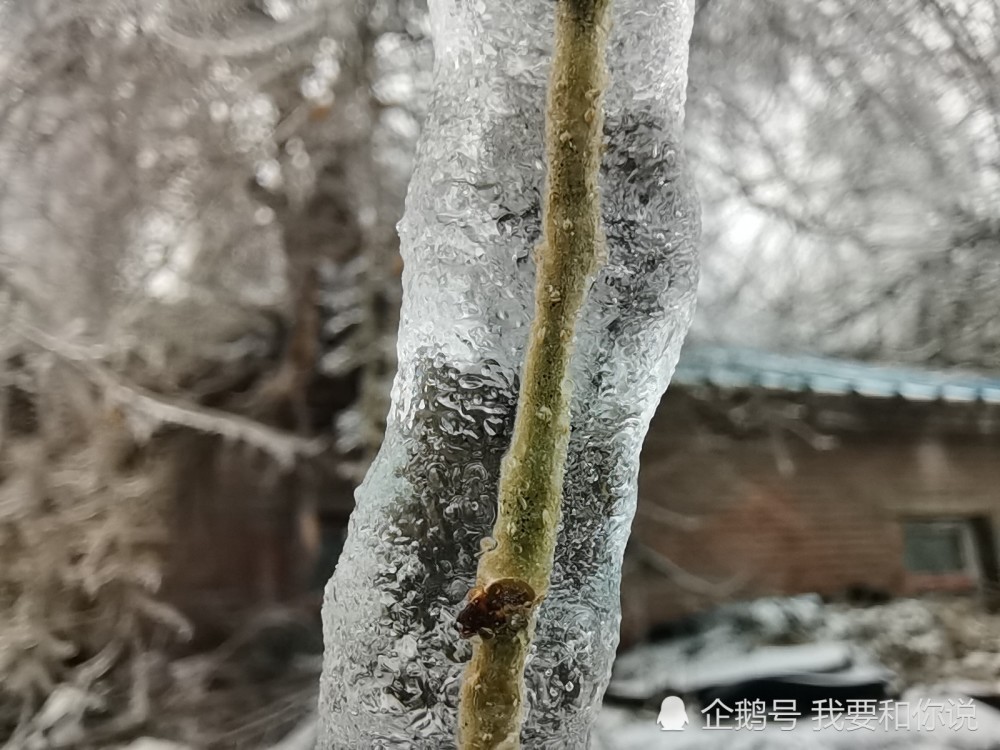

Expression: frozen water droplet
xmin=255 ymin=159 xmax=282 ymax=191
xmin=254 ymin=206 xmax=276 ymax=226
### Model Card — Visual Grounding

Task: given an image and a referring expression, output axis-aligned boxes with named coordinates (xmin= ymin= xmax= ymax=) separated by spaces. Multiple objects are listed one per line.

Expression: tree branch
xmin=13 ymin=322 xmax=326 ymax=468
xmin=456 ymin=1 xmax=612 ymax=747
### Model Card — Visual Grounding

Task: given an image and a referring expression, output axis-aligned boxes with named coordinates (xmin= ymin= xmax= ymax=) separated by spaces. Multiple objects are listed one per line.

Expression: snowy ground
xmin=593 ymin=594 xmax=1000 ymax=749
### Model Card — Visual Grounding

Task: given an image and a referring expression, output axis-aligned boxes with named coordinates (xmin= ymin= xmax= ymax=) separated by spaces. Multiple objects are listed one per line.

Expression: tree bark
xmin=457 ymin=1 xmax=612 ymax=746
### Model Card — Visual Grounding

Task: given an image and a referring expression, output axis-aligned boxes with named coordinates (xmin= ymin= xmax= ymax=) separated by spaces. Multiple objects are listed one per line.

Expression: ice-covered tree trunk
xmin=319 ymin=0 xmax=699 ymax=747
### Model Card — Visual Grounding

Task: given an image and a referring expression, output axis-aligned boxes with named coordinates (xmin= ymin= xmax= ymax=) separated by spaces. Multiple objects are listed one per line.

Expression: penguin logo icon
xmin=657 ymin=695 xmax=689 ymax=731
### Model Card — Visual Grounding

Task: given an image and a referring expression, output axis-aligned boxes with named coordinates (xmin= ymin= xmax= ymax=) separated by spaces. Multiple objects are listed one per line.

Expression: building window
xmin=902 ymin=520 xmax=976 ymax=576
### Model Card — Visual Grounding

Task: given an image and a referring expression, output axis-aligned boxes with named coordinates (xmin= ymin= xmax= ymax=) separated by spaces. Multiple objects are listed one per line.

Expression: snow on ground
xmin=598 ymin=595 xmax=1000 ymax=749
xmin=610 ymin=595 xmax=1000 ymax=700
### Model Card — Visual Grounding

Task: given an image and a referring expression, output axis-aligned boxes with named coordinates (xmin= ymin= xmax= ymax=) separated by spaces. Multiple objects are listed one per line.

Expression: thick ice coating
xmin=319 ymin=0 xmax=700 ymax=746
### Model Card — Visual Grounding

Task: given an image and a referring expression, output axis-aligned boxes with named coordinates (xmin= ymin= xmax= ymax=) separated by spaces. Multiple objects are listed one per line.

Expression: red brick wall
xmin=161 ymin=437 xmax=355 ymax=637
xmin=621 ymin=389 xmax=1000 ymax=644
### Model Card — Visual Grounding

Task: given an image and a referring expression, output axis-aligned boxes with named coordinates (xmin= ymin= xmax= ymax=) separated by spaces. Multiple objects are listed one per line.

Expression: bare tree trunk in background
xmin=0 ymin=1 xmax=424 ymax=742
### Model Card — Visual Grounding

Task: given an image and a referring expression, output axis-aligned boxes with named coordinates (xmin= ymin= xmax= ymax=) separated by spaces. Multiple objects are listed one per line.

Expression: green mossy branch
xmin=457 ymin=1 xmax=612 ymax=747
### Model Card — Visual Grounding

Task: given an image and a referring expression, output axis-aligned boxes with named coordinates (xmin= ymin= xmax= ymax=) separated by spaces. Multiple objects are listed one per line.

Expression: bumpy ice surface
xmin=319 ymin=0 xmax=700 ymax=746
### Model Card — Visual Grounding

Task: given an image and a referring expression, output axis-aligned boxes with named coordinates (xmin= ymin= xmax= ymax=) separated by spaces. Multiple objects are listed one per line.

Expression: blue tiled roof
xmin=673 ymin=345 xmax=1000 ymax=405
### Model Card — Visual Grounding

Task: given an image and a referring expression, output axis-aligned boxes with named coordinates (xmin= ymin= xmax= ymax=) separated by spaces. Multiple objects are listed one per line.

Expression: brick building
xmin=621 ymin=345 xmax=1000 ymax=645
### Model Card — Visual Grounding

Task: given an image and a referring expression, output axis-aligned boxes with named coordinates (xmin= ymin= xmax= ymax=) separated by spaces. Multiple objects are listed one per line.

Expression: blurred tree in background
xmin=689 ymin=0 xmax=1000 ymax=368
xmin=0 ymin=0 xmax=997 ymax=745
xmin=0 ymin=0 xmax=429 ymax=744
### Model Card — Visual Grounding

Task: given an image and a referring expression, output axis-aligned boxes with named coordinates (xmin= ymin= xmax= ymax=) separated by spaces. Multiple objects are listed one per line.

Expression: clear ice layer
xmin=319 ymin=0 xmax=700 ymax=746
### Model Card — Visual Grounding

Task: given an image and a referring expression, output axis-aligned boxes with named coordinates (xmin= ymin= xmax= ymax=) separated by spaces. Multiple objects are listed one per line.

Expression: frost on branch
xmin=319 ymin=0 xmax=700 ymax=747
xmin=0 ymin=0 xmax=428 ymax=742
